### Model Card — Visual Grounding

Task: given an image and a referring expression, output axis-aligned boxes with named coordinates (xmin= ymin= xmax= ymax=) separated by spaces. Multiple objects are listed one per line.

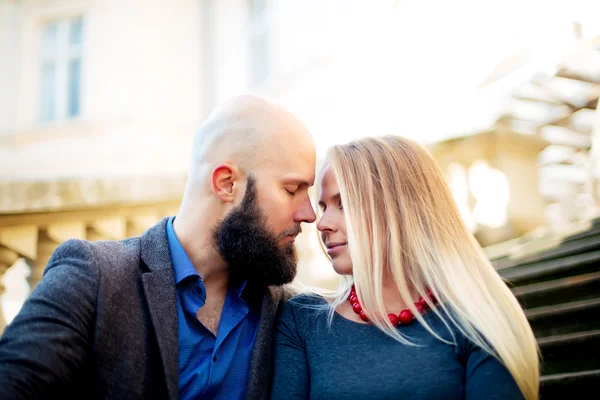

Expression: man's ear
xmin=211 ymin=164 xmax=241 ymax=202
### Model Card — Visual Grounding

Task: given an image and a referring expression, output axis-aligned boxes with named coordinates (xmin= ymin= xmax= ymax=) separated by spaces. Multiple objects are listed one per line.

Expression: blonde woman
xmin=270 ymin=136 xmax=539 ymax=400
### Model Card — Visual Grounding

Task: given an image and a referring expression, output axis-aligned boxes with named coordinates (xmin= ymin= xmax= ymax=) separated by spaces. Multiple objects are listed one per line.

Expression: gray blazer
xmin=0 ymin=217 xmax=287 ymax=400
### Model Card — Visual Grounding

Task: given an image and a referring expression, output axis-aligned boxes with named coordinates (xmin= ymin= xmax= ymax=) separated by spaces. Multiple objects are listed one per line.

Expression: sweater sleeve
xmin=462 ymin=336 xmax=525 ymax=400
xmin=270 ymin=296 xmax=311 ymax=400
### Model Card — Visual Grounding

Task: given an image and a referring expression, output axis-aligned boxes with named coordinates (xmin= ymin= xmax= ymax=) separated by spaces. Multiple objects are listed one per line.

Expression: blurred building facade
xmin=429 ymin=33 xmax=600 ymax=250
xmin=0 ymin=0 xmax=205 ymax=331
xmin=1 ymin=0 xmax=600 ymax=332
xmin=0 ymin=0 xmax=339 ymax=331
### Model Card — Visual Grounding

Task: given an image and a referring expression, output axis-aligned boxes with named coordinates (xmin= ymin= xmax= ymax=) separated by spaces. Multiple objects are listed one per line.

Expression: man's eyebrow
xmin=282 ymin=177 xmax=315 ymax=187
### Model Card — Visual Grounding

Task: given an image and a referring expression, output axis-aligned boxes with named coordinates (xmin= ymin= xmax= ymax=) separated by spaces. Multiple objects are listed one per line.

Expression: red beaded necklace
xmin=348 ymin=285 xmax=437 ymax=326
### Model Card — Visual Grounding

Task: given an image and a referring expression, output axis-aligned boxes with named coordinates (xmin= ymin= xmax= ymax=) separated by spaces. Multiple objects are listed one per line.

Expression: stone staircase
xmin=490 ymin=217 xmax=600 ymax=399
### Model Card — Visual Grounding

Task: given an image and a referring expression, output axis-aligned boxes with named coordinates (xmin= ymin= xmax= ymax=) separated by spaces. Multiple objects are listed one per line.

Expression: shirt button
xmin=213 ymin=355 xmax=217 ymax=362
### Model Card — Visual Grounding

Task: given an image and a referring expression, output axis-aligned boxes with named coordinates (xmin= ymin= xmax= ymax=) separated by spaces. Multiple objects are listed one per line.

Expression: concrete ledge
xmin=0 ymin=175 xmax=187 ymax=214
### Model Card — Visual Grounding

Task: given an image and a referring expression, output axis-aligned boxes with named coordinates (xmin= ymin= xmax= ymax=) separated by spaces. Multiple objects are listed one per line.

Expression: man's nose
xmin=295 ymin=196 xmax=316 ymax=224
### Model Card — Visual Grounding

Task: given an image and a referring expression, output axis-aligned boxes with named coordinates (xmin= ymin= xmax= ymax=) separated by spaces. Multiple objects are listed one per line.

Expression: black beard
xmin=213 ymin=175 xmax=299 ymax=287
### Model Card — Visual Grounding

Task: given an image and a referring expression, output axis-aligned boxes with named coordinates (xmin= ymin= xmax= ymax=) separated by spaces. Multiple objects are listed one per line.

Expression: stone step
xmin=526 ymin=298 xmax=600 ymax=338
xmin=539 ymin=369 xmax=600 ymax=399
xmin=538 ymin=329 xmax=600 ymax=375
xmin=512 ymin=271 xmax=600 ymax=309
xmin=562 ymin=223 xmax=600 ymax=243
xmin=494 ymin=233 xmax=600 ymax=270
xmin=498 ymin=249 xmax=600 ymax=286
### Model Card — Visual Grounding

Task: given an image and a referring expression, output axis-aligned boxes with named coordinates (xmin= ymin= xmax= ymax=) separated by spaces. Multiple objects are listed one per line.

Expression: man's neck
xmin=173 ymin=215 xmax=230 ymax=294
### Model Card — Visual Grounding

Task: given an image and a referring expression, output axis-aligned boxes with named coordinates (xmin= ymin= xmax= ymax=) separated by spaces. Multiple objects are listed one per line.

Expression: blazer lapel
xmin=246 ymin=286 xmax=284 ymax=400
xmin=140 ymin=217 xmax=179 ymax=400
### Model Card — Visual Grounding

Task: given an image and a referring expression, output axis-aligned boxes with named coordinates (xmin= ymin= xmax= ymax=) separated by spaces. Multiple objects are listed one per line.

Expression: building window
xmin=40 ymin=16 xmax=83 ymax=122
xmin=248 ymin=0 xmax=270 ymax=85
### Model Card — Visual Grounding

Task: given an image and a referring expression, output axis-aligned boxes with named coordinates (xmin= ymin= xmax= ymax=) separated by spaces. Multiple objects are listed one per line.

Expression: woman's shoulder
xmin=421 ymin=306 xmax=491 ymax=357
xmin=279 ymin=293 xmax=329 ymax=322
xmin=286 ymin=292 xmax=328 ymax=311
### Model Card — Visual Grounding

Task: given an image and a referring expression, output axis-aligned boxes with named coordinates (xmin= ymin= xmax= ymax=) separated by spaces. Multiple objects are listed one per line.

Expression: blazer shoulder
xmin=45 ymin=237 xmax=142 ymax=281
xmin=50 ymin=237 xmax=140 ymax=260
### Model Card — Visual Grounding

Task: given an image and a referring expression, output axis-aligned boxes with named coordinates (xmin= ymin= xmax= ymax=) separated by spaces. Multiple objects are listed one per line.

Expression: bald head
xmin=175 ymin=94 xmax=317 ymax=285
xmin=189 ymin=95 xmax=314 ymax=182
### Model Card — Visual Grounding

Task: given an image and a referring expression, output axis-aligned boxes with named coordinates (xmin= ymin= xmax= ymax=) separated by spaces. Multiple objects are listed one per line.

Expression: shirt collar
xmin=166 ymin=216 xmax=248 ymax=298
xmin=235 ymin=278 xmax=248 ymax=298
xmin=166 ymin=216 xmax=202 ymax=286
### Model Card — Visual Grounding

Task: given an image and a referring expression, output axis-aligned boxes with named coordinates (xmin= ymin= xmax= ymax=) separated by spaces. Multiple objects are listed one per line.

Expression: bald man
xmin=0 ymin=95 xmax=317 ymax=400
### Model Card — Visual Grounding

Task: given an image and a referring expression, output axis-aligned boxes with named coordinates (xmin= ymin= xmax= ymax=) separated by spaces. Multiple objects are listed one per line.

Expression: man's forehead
xmin=262 ymin=148 xmax=315 ymax=182
xmin=255 ymin=156 xmax=314 ymax=185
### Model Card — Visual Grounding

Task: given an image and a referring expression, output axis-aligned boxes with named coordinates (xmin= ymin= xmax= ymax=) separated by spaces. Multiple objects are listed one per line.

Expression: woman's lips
xmin=327 ymin=243 xmax=347 ymax=256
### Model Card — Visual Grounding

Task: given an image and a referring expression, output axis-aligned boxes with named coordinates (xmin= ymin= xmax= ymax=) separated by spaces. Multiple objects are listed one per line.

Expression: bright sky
xmin=286 ymin=0 xmax=600 ymax=155
xmin=289 ymin=0 xmax=600 ymax=283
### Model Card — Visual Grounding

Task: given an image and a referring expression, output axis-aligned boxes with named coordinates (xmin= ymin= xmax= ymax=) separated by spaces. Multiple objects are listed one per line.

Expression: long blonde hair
xmin=317 ymin=135 xmax=539 ymax=400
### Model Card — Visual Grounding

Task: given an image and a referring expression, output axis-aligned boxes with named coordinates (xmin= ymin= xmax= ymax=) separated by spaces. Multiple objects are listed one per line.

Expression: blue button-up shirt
xmin=166 ymin=217 xmax=259 ymax=400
